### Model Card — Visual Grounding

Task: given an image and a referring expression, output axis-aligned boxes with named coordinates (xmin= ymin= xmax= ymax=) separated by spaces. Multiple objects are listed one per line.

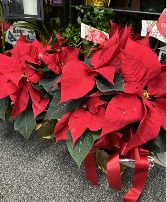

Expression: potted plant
xmin=0 ymin=18 xmax=166 ymax=202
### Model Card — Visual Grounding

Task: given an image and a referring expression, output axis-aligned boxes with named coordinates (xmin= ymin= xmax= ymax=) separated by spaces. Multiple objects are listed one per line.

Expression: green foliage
xmin=66 ymin=130 xmax=94 ymax=167
xmin=61 ymin=24 xmax=81 ymax=47
xmin=0 ymin=97 xmax=10 ymax=121
xmin=58 ymin=6 xmax=114 ymax=51
xmin=96 ymin=74 xmax=124 ymax=92
xmin=14 ymin=108 xmax=36 ymax=141
xmin=39 ymin=76 xmax=60 ymax=95
xmin=76 ymin=6 xmax=114 ymax=33
xmin=46 ymin=90 xmax=82 ymax=120
xmin=144 ymin=127 xmax=166 ymax=153
xmin=15 ymin=20 xmax=57 ymax=45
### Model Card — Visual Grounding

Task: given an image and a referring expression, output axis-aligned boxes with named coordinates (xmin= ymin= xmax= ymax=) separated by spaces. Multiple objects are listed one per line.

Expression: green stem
xmin=76 ymin=40 xmax=83 ymax=47
xmin=86 ymin=43 xmax=96 ymax=59
xmin=0 ymin=2 xmax=5 ymax=53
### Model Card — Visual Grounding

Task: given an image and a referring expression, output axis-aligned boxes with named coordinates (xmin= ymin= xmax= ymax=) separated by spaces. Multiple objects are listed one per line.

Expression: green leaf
xmin=39 ymin=76 xmax=60 ymax=94
xmin=46 ymin=90 xmax=82 ymax=119
xmin=153 ymin=128 xmax=166 ymax=153
xmin=14 ymin=22 xmax=40 ymax=33
xmin=77 ymin=16 xmax=81 ymax=24
xmin=66 ymin=130 xmax=94 ymax=167
xmin=50 ymin=17 xmax=60 ymax=30
xmin=32 ymin=65 xmax=50 ymax=72
xmin=0 ymin=97 xmax=9 ymax=121
xmin=96 ymin=74 xmax=124 ymax=92
xmin=92 ymin=131 xmax=100 ymax=142
xmin=144 ymin=128 xmax=166 ymax=153
xmin=14 ymin=108 xmax=36 ymax=141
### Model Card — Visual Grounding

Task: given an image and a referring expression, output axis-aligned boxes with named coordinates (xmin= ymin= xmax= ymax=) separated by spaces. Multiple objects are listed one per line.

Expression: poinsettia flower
xmin=101 ymin=38 xmax=165 ymax=152
xmin=0 ymin=53 xmax=49 ymax=118
xmin=90 ymin=24 xmax=149 ymax=85
xmin=59 ymin=60 xmax=97 ymax=103
xmin=121 ymin=38 xmax=161 ymax=93
xmin=10 ymin=76 xmax=49 ymax=119
xmin=41 ymin=46 xmax=80 ymax=74
xmin=126 ymin=65 xmax=166 ymax=151
xmin=109 ymin=21 xmax=147 ymax=45
xmin=54 ymin=97 xmax=106 ymax=145
xmin=10 ymin=35 xmax=51 ymax=66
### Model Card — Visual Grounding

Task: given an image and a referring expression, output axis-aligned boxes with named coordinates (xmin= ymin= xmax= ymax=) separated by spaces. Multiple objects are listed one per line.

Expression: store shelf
xmin=70 ymin=5 xmax=161 ymax=16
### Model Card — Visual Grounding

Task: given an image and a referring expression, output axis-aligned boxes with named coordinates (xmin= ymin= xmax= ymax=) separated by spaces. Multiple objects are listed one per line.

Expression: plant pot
xmin=155 ymin=152 xmax=166 ymax=167
xmin=85 ymin=0 xmax=111 ymax=7
xmin=34 ymin=120 xmax=57 ymax=139
xmin=95 ymin=149 xmax=127 ymax=175
xmin=52 ymin=0 xmax=63 ymax=4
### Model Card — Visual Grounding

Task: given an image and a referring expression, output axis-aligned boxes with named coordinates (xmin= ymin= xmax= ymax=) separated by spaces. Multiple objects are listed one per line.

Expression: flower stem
xmin=86 ymin=43 xmax=96 ymax=59
xmin=0 ymin=2 xmax=5 ymax=53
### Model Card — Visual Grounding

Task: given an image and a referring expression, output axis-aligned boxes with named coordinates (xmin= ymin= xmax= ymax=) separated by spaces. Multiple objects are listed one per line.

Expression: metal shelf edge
xmin=70 ymin=5 xmax=161 ymax=15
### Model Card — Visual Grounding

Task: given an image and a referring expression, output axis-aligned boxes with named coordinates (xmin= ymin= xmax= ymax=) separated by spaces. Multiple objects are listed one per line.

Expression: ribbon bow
xmin=84 ymin=127 xmax=149 ymax=202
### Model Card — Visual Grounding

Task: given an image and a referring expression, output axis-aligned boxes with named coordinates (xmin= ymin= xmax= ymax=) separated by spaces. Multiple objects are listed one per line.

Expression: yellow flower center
xmin=82 ymin=104 xmax=87 ymax=109
xmin=59 ymin=62 xmax=64 ymax=67
xmin=20 ymin=73 xmax=26 ymax=77
xmin=143 ymin=90 xmax=149 ymax=99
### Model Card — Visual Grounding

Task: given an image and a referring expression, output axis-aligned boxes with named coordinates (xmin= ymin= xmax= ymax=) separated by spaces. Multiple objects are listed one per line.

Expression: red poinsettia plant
xmin=0 ymin=20 xmax=166 ymax=202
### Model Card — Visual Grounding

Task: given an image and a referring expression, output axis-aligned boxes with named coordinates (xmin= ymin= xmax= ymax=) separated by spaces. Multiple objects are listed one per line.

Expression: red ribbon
xmin=123 ymin=156 xmax=149 ymax=202
xmin=107 ymin=152 xmax=122 ymax=190
xmin=84 ymin=129 xmax=150 ymax=202
xmin=84 ymin=148 xmax=98 ymax=185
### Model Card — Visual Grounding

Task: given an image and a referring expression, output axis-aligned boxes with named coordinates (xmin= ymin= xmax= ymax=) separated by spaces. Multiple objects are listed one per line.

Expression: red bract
xmin=60 ymin=61 xmax=97 ymax=103
xmin=41 ymin=46 xmax=80 ymax=74
xmin=0 ymin=21 xmax=10 ymax=32
xmin=90 ymin=24 xmax=148 ymax=84
xmin=115 ymin=39 xmax=164 ymax=151
xmin=0 ymin=53 xmax=49 ymax=119
xmin=9 ymin=75 xmax=49 ymax=119
xmin=109 ymin=21 xmax=146 ymax=45
xmin=26 ymin=81 xmax=49 ymax=117
xmin=54 ymin=97 xmax=106 ymax=145
xmin=11 ymin=35 xmax=51 ymax=66
xmin=91 ymin=30 xmax=119 ymax=83
xmin=121 ymin=38 xmax=161 ymax=93
xmin=54 ymin=112 xmax=72 ymax=142
xmin=101 ymin=93 xmax=144 ymax=137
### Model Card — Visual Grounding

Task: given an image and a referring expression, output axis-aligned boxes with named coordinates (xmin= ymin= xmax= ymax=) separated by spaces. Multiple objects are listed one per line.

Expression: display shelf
xmin=50 ymin=1 xmax=67 ymax=27
xmin=70 ymin=5 xmax=161 ymax=16
xmin=50 ymin=3 xmax=64 ymax=7
xmin=49 ymin=1 xmax=163 ymax=27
